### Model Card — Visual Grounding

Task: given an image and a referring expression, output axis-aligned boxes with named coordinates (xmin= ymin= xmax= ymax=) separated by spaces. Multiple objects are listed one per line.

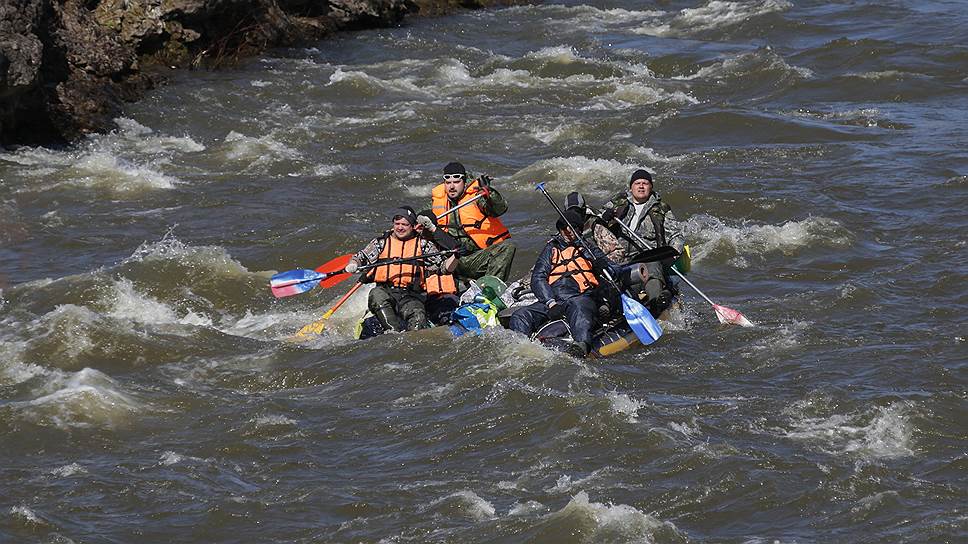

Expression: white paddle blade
xmin=714 ymin=304 xmax=753 ymax=327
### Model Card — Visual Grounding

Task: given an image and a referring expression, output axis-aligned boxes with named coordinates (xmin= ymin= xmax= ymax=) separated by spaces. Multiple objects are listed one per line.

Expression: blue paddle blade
xmin=622 ymin=294 xmax=663 ymax=345
xmin=270 ymin=269 xmax=326 ymax=298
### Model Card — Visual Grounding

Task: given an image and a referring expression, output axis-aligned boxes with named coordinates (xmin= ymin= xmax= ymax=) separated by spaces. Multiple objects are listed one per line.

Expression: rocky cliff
xmin=0 ymin=0 xmax=523 ymax=145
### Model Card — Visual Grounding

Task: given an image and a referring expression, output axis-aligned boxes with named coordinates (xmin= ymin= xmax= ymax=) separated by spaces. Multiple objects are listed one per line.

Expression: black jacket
xmin=531 ymin=235 xmax=619 ymax=305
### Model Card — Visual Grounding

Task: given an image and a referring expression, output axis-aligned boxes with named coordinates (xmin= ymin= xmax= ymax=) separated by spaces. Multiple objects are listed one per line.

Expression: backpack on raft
xmin=450 ymin=275 xmax=507 ymax=337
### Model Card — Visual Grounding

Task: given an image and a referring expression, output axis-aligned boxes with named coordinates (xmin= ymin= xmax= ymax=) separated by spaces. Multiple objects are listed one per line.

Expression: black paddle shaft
xmin=357 ymin=249 xmax=460 ymax=273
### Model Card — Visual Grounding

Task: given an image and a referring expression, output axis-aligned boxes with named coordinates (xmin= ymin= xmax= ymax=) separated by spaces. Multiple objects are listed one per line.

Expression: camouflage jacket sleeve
xmin=479 ymin=185 xmax=509 ymax=217
xmin=419 ymin=239 xmax=446 ymax=275
xmin=663 ymin=209 xmax=685 ymax=253
xmin=354 ymin=236 xmax=385 ymax=266
xmin=593 ymin=223 xmax=626 ymax=263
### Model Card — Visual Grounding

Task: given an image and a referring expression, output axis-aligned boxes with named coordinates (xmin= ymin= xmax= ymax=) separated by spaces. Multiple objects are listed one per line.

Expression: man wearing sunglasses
xmin=427 ymin=161 xmax=515 ymax=283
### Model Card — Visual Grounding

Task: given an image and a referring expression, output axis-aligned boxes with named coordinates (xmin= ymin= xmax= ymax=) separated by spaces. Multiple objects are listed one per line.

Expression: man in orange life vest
xmin=344 ymin=207 xmax=458 ymax=332
xmin=509 ymin=209 xmax=625 ymax=358
xmin=430 ymin=162 xmax=515 ymax=282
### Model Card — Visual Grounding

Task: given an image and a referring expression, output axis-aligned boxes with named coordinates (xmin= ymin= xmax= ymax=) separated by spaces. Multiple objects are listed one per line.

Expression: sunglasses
xmin=443 ymin=173 xmax=465 ymax=180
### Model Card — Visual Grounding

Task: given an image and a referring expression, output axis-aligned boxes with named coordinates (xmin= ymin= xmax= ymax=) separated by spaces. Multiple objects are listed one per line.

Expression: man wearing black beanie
xmin=597 ymin=167 xmax=685 ymax=315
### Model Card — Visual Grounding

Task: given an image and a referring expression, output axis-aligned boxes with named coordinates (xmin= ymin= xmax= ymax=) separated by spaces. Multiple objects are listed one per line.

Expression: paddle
xmin=273 ymin=195 xmax=483 ymax=298
xmin=291 ymin=281 xmax=364 ymax=340
xmin=271 ymin=250 xmax=460 ymax=298
xmin=604 ymin=204 xmax=753 ymax=327
xmin=535 ymin=182 xmax=662 ymax=345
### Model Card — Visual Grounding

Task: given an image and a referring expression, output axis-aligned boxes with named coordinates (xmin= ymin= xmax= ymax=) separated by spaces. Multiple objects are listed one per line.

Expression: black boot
xmin=374 ymin=307 xmax=403 ymax=333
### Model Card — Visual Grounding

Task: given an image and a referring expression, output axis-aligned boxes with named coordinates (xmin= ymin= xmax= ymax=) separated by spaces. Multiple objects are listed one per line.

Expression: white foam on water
xmin=628 ymin=146 xmax=689 ymax=165
xmin=586 ymin=82 xmax=697 ymax=110
xmin=786 ymin=402 xmax=915 ymax=459
xmin=521 ymin=4 xmax=665 ymax=32
xmin=669 ymin=419 xmax=701 ymax=437
xmin=251 ymin=414 xmax=298 ymax=428
xmin=434 ymin=59 xmax=475 ymax=86
xmin=745 ymin=320 xmax=809 ymax=355
xmin=851 ymin=490 xmax=901 ymax=520
xmin=393 ymin=382 xmax=456 ymax=406
xmin=639 ymin=0 xmax=793 ymax=37
xmin=529 ymin=122 xmax=587 ymax=145
xmin=68 ymin=150 xmax=178 ymax=191
xmin=526 ymin=45 xmax=581 ymax=63
xmin=221 ymin=130 xmax=303 ymax=171
xmin=547 ymin=491 xmax=682 ymax=541
xmin=123 ymin=236 xmax=250 ymax=276
xmin=106 ymin=278 xmax=212 ymax=328
xmin=0 ymin=343 xmax=48 ymax=385
xmin=428 ymin=490 xmax=497 ymax=521
xmin=607 ymin=391 xmax=647 ymax=423
xmin=851 ymin=70 xmax=905 ymax=80
xmin=114 ymin=117 xmax=206 ymax=154
xmin=160 ymin=451 xmax=188 ymax=465
xmin=546 ymin=468 xmax=609 ymax=494
xmin=34 ymin=304 xmax=100 ymax=361
xmin=49 ymin=463 xmax=88 ymax=477
xmin=332 ymin=106 xmax=418 ymax=127
xmin=479 ymin=68 xmax=546 ymax=89
xmin=219 ymin=309 xmax=313 ymax=341
xmin=328 ymin=67 xmax=431 ymax=97
xmin=250 ymin=80 xmax=272 ymax=87
xmin=10 ymin=505 xmax=44 ymax=525
xmin=16 ymin=368 xmax=142 ymax=429
xmin=508 ymin=500 xmax=546 ymax=516
xmin=511 ymin=156 xmax=634 ymax=196
xmin=676 ymin=50 xmax=813 ymax=81
xmin=687 ymin=214 xmax=850 ymax=265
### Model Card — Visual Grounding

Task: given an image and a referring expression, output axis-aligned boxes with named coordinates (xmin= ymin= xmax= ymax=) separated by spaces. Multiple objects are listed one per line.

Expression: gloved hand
xmin=546 ymin=299 xmax=565 ymax=319
xmin=345 ymin=261 xmax=359 ymax=274
xmin=478 ymin=174 xmax=492 ymax=189
xmin=416 ymin=214 xmax=436 ymax=232
xmin=599 ymin=206 xmax=616 ymax=224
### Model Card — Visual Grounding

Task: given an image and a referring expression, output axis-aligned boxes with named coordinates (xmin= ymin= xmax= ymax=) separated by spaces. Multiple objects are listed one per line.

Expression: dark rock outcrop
xmin=0 ymin=0 xmax=525 ymax=146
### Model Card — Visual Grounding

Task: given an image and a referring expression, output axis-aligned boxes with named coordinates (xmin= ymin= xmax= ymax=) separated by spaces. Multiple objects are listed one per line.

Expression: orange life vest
xmin=369 ymin=235 xmax=422 ymax=288
xmin=431 ymin=179 xmax=510 ymax=250
xmin=424 ymin=272 xmax=457 ymax=295
xmin=548 ymin=246 xmax=599 ymax=293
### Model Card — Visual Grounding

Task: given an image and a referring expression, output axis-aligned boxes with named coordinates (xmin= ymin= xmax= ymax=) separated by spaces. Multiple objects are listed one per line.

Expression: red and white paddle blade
xmin=714 ymin=304 xmax=753 ymax=327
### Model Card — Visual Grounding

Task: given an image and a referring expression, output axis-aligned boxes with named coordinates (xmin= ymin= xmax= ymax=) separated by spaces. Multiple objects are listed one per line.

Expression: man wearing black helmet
xmin=599 ymin=168 xmax=685 ymax=314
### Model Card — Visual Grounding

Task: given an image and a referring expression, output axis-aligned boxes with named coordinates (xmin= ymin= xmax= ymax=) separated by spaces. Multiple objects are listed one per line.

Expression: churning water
xmin=1 ymin=1 xmax=966 ymax=542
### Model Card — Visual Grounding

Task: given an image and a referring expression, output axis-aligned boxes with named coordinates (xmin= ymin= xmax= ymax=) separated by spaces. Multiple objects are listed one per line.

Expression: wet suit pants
xmin=368 ymin=285 xmax=428 ymax=331
xmin=509 ymin=295 xmax=599 ymax=346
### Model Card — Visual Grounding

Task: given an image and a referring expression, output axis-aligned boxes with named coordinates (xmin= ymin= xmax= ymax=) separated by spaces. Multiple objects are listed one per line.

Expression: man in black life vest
xmin=430 ymin=161 xmax=516 ymax=282
xmin=344 ymin=207 xmax=458 ymax=332
xmin=599 ymin=168 xmax=685 ymax=314
xmin=508 ymin=209 xmax=623 ymax=358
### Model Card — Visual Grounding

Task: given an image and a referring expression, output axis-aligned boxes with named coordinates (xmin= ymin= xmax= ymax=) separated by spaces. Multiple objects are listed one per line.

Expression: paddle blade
xmin=291 ymin=310 xmax=335 ymax=340
xmin=316 ymin=254 xmax=354 ymax=274
xmin=319 ymin=272 xmax=351 ymax=289
xmin=269 ymin=269 xmax=326 ymax=298
xmin=272 ymin=280 xmax=320 ymax=298
xmin=714 ymin=304 xmax=753 ymax=327
xmin=629 ymin=245 xmax=680 ymax=265
xmin=622 ymin=294 xmax=663 ymax=345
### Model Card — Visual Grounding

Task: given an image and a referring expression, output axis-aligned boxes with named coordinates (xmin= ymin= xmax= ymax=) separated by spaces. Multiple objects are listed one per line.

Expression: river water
xmin=1 ymin=1 xmax=966 ymax=542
